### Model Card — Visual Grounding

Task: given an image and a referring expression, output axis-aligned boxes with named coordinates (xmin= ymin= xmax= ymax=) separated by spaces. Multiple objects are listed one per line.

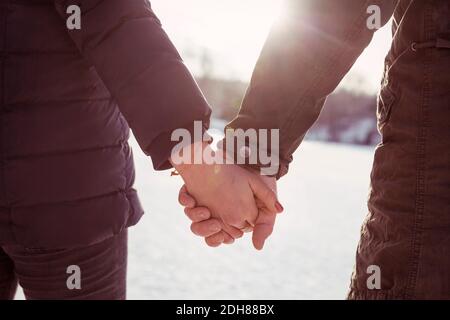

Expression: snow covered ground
xmin=15 ymin=137 xmax=376 ymax=300
xmin=126 ymin=138 xmax=375 ymax=300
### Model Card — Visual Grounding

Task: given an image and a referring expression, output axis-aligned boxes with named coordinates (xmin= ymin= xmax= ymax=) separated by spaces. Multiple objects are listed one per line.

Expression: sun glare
xmin=152 ymin=0 xmax=283 ymax=80
xmin=152 ymin=0 xmax=391 ymax=93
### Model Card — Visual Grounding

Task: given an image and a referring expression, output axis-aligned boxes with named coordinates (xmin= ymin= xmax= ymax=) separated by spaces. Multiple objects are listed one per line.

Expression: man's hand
xmin=171 ymin=142 xmax=282 ymax=247
xmin=178 ymin=174 xmax=282 ymax=250
xmin=178 ymin=185 xmax=238 ymax=246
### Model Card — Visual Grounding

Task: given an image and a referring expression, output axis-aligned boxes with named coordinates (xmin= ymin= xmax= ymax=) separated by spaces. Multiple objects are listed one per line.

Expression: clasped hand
xmin=171 ymin=141 xmax=283 ymax=250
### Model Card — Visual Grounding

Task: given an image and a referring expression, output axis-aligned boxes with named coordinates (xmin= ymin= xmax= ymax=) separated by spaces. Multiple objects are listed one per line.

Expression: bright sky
xmin=151 ymin=0 xmax=392 ymax=94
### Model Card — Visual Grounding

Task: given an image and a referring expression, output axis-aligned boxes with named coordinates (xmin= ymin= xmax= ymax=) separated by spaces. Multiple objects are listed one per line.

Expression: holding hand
xmin=171 ymin=142 xmax=282 ymax=249
xmin=178 ymin=169 xmax=282 ymax=250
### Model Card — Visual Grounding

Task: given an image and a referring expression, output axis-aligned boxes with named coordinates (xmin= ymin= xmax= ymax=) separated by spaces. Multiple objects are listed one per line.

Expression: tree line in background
xmin=196 ymin=76 xmax=380 ymax=146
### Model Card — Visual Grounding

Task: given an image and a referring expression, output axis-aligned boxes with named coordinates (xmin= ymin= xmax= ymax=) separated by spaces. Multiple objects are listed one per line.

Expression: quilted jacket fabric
xmin=0 ymin=0 xmax=211 ymax=248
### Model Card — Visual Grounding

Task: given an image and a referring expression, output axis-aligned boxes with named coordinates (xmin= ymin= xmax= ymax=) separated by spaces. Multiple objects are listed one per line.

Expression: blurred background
xmin=18 ymin=0 xmax=393 ymax=300
xmin=154 ymin=0 xmax=392 ymax=145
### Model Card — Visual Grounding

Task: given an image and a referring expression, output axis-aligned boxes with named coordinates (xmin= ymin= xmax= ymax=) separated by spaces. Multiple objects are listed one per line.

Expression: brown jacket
xmin=228 ymin=0 xmax=450 ymax=299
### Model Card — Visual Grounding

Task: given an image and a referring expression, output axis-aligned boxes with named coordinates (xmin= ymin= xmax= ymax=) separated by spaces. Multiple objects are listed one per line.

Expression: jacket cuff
xmin=146 ymin=119 xmax=210 ymax=171
xmin=219 ymin=125 xmax=289 ymax=179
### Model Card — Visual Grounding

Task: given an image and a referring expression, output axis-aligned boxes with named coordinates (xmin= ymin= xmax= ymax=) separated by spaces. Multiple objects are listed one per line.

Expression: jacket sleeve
xmin=226 ymin=0 xmax=396 ymax=178
xmin=53 ymin=0 xmax=211 ymax=170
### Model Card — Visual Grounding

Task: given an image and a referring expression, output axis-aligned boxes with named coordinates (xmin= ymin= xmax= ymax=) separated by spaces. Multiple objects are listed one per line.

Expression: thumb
xmin=248 ymin=175 xmax=282 ymax=214
xmin=252 ymin=208 xmax=277 ymax=250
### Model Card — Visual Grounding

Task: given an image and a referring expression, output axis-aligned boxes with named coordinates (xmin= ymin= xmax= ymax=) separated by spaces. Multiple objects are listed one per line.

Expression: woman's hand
xmin=178 ymin=175 xmax=282 ymax=250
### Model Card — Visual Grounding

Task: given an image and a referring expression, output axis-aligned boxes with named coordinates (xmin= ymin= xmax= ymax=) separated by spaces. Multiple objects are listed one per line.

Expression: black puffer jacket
xmin=0 ymin=0 xmax=210 ymax=248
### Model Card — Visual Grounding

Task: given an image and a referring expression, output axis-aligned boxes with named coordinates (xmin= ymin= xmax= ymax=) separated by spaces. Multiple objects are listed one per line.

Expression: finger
xmin=225 ymin=220 xmax=251 ymax=230
xmin=249 ymin=176 xmax=283 ymax=214
xmin=178 ymin=185 xmax=196 ymax=208
xmin=205 ymin=232 xmax=225 ymax=247
xmin=184 ymin=207 xmax=211 ymax=222
xmin=256 ymin=198 xmax=282 ymax=215
xmin=222 ymin=232 xmax=235 ymax=245
xmin=223 ymin=206 xmax=258 ymax=230
xmin=221 ymin=223 xmax=244 ymax=239
xmin=252 ymin=209 xmax=277 ymax=250
xmin=190 ymin=220 xmax=221 ymax=237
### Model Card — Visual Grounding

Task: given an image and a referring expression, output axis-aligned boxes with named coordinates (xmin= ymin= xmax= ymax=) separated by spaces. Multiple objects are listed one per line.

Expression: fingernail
xmin=275 ymin=201 xmax=284 ymax=213
xmin=211 ymin=224 xmax=221 ymax=233
xmin=225 ymin=238 xmax=235 ymax=245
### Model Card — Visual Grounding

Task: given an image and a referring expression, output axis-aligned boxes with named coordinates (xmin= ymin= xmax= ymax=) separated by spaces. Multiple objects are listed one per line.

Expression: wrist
xmin=169 ymin=141 xmax=210 ymax=176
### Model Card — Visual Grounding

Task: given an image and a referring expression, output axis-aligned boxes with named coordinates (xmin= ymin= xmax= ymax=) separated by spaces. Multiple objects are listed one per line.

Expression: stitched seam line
xmin=4 ymin=97 xmax=111 ymax=110
xmin=2 ymin=50 xmax=78 ymax=55
xmin=404 ymin=1 xmax=433 ymax=300
xmin=8 ymin=189 xmax=131 ymax=210
xmin=6 ymin=142 xmax=126 ymax=161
